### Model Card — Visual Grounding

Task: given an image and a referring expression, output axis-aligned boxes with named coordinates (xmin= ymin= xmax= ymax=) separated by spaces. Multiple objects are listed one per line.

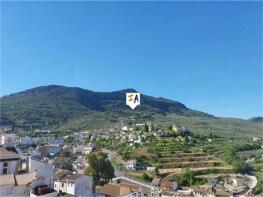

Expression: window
xmin=3 ymin=168 xmax=7 ymax=174
xmin=3 ymin=163 xmax=8 ymax=174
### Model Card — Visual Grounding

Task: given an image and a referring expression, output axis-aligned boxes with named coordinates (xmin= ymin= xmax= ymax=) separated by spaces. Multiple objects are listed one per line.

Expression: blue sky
xmin=1 ymin=2 xmax=262 ymax=119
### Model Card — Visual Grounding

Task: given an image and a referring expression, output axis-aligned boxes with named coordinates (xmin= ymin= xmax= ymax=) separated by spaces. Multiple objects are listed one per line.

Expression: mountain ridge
xmin=0 ymin=85 xmax=213 ymax=128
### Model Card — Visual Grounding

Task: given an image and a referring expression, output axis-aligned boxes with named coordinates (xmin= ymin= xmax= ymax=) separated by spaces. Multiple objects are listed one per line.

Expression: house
xmin=252 ymin=137 xmax=260 ymax=142
xmin=191 ymin=184 xmax=231 ymax=197
xmin=0 ymin=132 xmax=20 ymax=175
xmin=159 ymin=180 xmax=178 ymax=192
xmin=73 ymin=144 xmax=83 ymax=154
xmin=83 ymin=143 xmax=96 ymax=155
xmin=147 ymin=167 xmax=155 ymax=172
xmin=172 ymin=125 xmax=179 ymax=133
xmin=122 ymin=126 xmax=129 ymax=131
xmin=0 ymin=131 xmax=57 ymax=197
xmin=35 ymin=145 xmax=60 ymax=158
xmin=28 ymin=159 xmax=57 ymax=197
xmin=0 ymin=173 xmax=35 ymax=196
xmin=54 ymin=174 xmax=93 ymax=196
xmin=179 ymin=127 xmax=191 ymax=135
xmin=0 ymin=133 xmax=16 ymax=147
xmin=0 ymin=172 xmax=57 ymax=197
xmin=53 ymin=169 xmax=71 ymax=180
xmin=0 ymin=174 xmax=16 ymax=196
xmin=98 ymin=183 xmax=144 ymax=197
xmin=30 ymin=185 xmax=58 ymax=197
xmin=50 ymin=138 xmax=64 ymax=146
xmin=72 ymin=156 xmax=88 ymax=174
xmin=29 ymin=158 xmax=55 ymax=179
xmin=0 ymin=147 xmax=20 ymax=175
xmin=52 ymin=157 xmax=71 ymax=169
xmin=19 ymin=136 xmax=37 ymax=146
xmin=126 ymin=160 xmax=137 ymax=170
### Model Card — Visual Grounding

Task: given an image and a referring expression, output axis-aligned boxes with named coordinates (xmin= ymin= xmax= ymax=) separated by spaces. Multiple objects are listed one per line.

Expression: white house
xmin=0 ymin=172 xmax=57 ymax=197
xmin=0 ymin=147 xmax=20 ymax=175
xmin=29 ymin=158 xmax=55 ymax=178
xmin=1 ymin=133 xmax=16 ymax=147
xmin=122 ymin=126 xmax=128 ymax=131
xmin=126 ymin=160 xmax=137 ymax=170
xmin=0 ymin=133 xmax=20 ymax=175
xmin=29 ymin=159 xmax=57 ymax=197
xmin=54 ymin=174 xmax=93 ymax=196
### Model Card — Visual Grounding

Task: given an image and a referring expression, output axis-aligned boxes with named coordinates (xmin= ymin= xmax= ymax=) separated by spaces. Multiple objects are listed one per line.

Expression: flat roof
xmin=0 ymin=174 xmax=15 ymax=186
xmin=0 ymin=147 xmax=20 ymax=161
xmin=15 ymin=173 xmax=36 ymax=186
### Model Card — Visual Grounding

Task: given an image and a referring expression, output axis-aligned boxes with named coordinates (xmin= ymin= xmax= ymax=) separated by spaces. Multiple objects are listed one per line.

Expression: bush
xmin=141 ymin=172 xmax=151 ymax=182
xmin=233 ymin=160 xmax=252 ymax=174
xmin=253 ymin=182 xmax=263 ymax=195
xmin=179 ymin=168 xmax=207 ymax=187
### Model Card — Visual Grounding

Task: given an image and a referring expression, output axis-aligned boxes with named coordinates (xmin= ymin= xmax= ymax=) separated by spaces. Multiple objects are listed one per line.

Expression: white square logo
xmin=126 ymin=93 xmax=140 ymax=110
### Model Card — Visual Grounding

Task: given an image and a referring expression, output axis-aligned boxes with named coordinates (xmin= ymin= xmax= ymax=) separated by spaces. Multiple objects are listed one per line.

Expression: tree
xmin=155 ymin=163 xmax=160 ymax=175
xmin=224 ymin=145 xmax=236 ymax=164
xmin=168 ymin=125 xmax=173 ymax=131
xmin=233 ymin=160 xmax=251 ymax=174
xmin=254 ymin=182 xmax=263 ymax=195
xmin=179 ymin=168 xmax=195 ymax=186
xmin=122 ymin=147 xmax=133 ymax=160
xmin=86 ymin=152 xmax=115 ymax=186
xmin=141 ymin=172 xmax=151 ymax=182
xmin=144 ymin=124 xmax=149 ymax=132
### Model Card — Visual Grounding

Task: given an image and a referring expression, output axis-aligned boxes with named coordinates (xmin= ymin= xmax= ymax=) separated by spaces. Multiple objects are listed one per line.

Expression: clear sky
xmin=1 ymin=1 xmax=262 ymax=119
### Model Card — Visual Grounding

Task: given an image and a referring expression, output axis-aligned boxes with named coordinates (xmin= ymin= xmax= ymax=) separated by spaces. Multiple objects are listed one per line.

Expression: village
xmin=0 ymin=121 xmax=261 ymax=197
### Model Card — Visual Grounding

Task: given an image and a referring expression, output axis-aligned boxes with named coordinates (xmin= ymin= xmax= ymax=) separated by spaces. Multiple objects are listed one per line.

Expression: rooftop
xmin=15 ymin=173 xmax=36 ymax=186
xmin=151 ymin=177 xmax=162 ymax=186
xmin=61 ymin=174 xmax=82 ymax=182
xmin=0 ymin=174 xmax=15 ymax=186
xmin=0 ymin=146 xmax=20 ymax=161
xmin=99 ymin=183 xmax=141 ymax=197
xmin=54 ymin=168 xmax=71 ymax=180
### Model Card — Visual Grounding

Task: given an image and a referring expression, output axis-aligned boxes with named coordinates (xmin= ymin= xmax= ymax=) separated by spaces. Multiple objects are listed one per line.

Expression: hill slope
xmin=248 ymin=117 xmax=263 ymax=123
xmin=0 ymin=85 xmax=212 ymax=128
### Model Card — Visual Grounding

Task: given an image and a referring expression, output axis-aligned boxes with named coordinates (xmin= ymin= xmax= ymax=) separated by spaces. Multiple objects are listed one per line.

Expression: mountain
xmin=0 ymin=85 xmax=213 ymax=128
xmin=248 ymin=117 xmax=263 ymax=123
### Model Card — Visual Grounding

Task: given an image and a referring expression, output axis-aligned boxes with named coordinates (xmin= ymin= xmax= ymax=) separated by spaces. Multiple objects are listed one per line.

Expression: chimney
xmin=26 ymin=157 xmax=30 ymax=173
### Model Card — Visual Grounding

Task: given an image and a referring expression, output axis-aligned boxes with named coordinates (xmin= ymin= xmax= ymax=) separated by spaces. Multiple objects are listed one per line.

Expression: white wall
xmin=0 ymin=160 xmax=19 ymax=175
xmin=31 ymin=176 xmax=53 ymax=190
xmin=0 ymin=185 xmax=30 ymax=196
xmin=29 ymin=159 xmax=54 ymax=177
xmin=66 ymin=181 xmax=75 ymax=195
xmin=54 ymin=176 xmax=93 ymax=197
xmin=74 ymin=176 xmax=93 ymax=197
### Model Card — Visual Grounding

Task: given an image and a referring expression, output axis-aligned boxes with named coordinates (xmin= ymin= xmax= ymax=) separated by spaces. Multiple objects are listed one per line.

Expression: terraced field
xmin=148 ymin=139 xmax=229 ymax=174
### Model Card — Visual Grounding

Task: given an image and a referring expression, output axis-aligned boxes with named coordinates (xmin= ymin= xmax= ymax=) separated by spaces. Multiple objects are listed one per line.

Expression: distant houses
xmin=0 ymin=132 xmax=93 ymax=197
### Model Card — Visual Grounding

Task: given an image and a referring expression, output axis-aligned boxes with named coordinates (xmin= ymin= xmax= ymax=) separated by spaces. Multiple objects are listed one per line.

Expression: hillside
xmin=248 ymin=117 xmax=263 ymax=123
xmin=0 ymin=85 xmax=212 ymax=128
